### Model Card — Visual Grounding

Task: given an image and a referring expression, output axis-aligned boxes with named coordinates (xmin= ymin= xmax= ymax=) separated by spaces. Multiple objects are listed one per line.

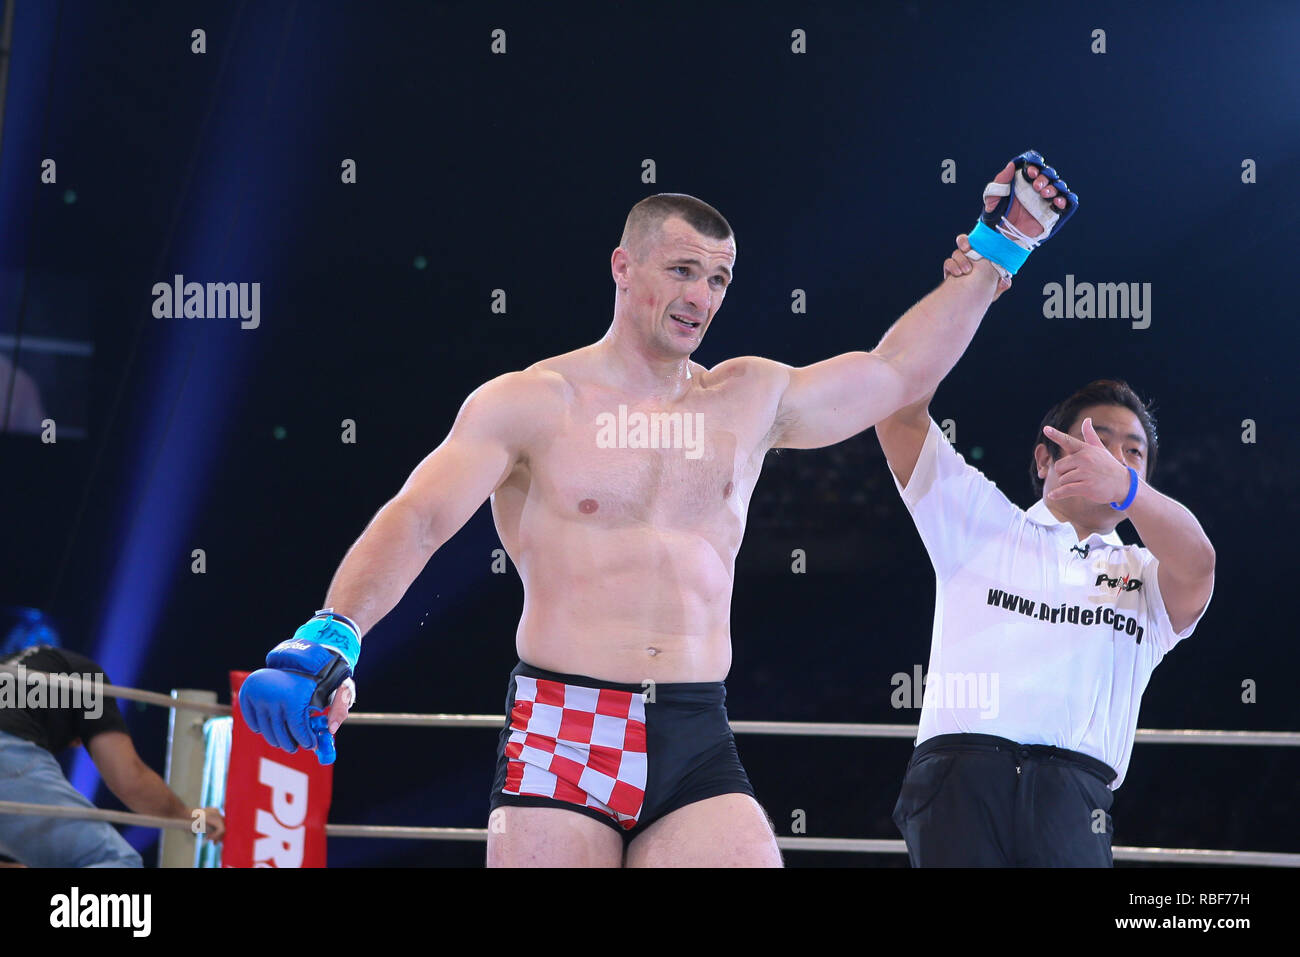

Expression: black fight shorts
xmin=489 ymin=660 xmax=755 ymax=843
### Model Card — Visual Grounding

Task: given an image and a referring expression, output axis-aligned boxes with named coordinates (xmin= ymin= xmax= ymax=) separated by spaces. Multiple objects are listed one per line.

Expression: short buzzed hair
xmin=620 ymin=193 xmax=733 ymax=262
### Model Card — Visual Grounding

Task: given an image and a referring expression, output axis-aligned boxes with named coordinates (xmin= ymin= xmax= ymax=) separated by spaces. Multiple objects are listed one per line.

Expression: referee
xmin=877 ymin=256 xmax=1215 ymax=866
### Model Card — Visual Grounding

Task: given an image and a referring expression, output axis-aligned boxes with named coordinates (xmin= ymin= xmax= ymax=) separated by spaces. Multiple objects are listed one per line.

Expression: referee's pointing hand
xmin=1043 ymin=419 xmax=1135 ymax=505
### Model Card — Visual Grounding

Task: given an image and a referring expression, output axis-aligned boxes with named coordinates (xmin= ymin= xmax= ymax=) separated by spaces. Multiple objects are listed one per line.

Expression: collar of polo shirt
xmin=1025 ymin=499 xmax=1125 ymax=549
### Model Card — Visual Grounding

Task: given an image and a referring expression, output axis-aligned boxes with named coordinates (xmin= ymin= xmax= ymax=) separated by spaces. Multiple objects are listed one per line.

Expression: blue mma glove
xmin=240 ymin=610 xmax=360 ymax=766
xmin=967 ymin=149 xmax=1078 ymax=278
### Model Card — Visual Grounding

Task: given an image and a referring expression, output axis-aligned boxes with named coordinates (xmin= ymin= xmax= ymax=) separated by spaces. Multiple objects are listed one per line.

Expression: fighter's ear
xmin=611 ymin=246 xmax=630 ymax=287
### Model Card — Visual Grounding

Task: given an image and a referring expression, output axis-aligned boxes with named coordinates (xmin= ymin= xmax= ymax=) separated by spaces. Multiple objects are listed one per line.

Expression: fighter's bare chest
xmin=530 ymin=398 xmax=760 ymax=523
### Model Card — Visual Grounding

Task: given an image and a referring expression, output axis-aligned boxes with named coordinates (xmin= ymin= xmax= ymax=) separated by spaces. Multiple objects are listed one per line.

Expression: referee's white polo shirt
xmin=892 ymin=418 xmax=1212 ymax=789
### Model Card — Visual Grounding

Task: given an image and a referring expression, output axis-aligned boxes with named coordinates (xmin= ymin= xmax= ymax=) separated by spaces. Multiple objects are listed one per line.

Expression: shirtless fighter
xmin=240 ymin=152 xmax=1074 ymax=867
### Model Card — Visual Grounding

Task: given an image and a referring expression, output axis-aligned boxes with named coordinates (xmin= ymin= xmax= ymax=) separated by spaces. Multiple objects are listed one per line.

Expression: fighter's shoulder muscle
xmin=704 ymin=355 xmax=791 ymax=433
xmin=704 ymin=355 xmax=792 ymax=393
xmin=452 ymin=366 xmax=570 ymax=454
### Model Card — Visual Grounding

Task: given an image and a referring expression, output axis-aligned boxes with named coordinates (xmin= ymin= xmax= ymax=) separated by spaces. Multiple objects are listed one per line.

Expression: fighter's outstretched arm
xmin=771 ymin=263 xmax=1000 ymax=450
xmin=876 ymin=233 xmax=1009 ymax=484
xmin=771 ymin=160 xmax=1065 ymax=451
xmin=322 ymin=370 xmax=552 ymax=636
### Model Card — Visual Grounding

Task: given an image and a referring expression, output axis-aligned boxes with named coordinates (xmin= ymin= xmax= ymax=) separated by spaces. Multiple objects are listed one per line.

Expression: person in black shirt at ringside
xmin=0 ymin=611 xmax=224 ymax=867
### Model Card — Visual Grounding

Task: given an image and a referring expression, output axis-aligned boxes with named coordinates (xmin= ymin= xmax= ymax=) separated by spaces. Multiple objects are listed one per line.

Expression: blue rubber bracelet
xmin=292 ymin=616 xmax=361 ymax=670
xmin=1109 ymin=467 xmax=1139 ymax=511
xmin=968 ymin=221 xmax=1031 ymax=275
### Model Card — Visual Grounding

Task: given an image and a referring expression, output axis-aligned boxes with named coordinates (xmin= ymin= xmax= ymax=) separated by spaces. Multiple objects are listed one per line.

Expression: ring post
xmin=160 ymin=689 xmax=217 ymax=868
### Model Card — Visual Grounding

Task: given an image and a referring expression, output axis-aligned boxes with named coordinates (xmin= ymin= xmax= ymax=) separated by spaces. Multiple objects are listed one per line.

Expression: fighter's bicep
xmin=400 ymin=428 xmax=514 ymax=513
xmin=773 ymin=352 xmax=908 ymax=450
xmin=394 ymin=374 xmax=549 ymax=542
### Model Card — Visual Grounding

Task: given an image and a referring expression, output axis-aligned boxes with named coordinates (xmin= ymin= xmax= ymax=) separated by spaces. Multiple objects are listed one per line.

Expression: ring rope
xmin=0 ymin=799 xmax=196 ymax=832
xmin=3 ymin=667 xmax=1295 ymax=744
xmin=0 ymin=666 xmax=229 ymax=715
xmin=0 ymin=800 xmax=1295 ymax=866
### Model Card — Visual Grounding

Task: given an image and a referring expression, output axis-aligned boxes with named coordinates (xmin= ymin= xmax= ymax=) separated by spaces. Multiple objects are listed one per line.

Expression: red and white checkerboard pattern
xmin=502 ymin=674 xmax=648 ymax=829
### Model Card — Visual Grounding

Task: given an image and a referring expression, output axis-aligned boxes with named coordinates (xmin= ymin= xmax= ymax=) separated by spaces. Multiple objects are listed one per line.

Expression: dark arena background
xmin=0 ymin=0 xmax=1295 ymax=879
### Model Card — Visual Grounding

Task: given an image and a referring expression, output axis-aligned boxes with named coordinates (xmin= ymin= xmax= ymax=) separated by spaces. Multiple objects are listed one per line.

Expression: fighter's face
xmin=622 ymin=217 xmax=735 ymax=357
xmin=1036 ymin=403 xmax=1150 ymax=521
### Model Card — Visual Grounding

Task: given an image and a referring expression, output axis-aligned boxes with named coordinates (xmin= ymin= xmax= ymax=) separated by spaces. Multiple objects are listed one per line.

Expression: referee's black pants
xmin=892 ymin=733 xmax=1117 ymax=867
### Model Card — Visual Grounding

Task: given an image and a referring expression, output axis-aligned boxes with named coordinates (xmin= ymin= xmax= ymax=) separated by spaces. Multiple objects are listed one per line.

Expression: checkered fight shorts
xmin=489 ymin=660 xmax=755 ymax=841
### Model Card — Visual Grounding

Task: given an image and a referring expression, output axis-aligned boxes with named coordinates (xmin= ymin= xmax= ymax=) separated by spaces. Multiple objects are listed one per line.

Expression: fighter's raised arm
xmin=770 ymin=153 xmax=1074 ymax=450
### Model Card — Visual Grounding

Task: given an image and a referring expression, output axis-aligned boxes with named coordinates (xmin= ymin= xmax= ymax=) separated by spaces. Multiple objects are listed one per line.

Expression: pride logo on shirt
xmin=1094 ymin=573 xmax=1143 ymax=593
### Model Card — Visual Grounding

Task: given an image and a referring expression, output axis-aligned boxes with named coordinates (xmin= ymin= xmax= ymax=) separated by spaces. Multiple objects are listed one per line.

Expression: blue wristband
xmin=291 ymin=612 xmax=362 ymax=670
xmin=1109 ymin=467 xmax=1139 ymax=511
xmin=968 ymin=221 xmax=1031 ymax=275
